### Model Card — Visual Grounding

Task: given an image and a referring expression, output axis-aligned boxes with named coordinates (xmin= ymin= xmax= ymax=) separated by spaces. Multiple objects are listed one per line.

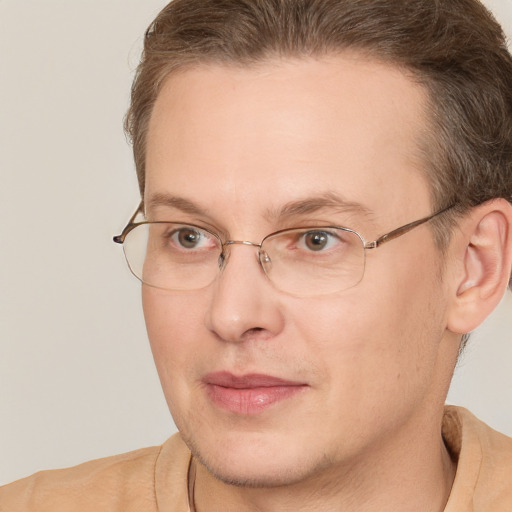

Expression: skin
xmin=142 ymin=55 xmax=462 ymax=511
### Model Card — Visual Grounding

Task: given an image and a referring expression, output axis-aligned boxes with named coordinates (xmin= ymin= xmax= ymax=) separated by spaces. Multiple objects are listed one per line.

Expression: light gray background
xmin=1 ymin=0 xmax=511 ymax=486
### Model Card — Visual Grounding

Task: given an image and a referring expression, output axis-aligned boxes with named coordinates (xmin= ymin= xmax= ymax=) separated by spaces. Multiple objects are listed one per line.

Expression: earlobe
xmin=447 ymin=200 xmax=512 ymax=334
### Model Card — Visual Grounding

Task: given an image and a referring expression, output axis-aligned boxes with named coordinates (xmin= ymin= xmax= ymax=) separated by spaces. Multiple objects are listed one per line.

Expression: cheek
xmin=289 ymin=262 xmax=446 ymax=401
xmin=142 ymin=286 xmax=206 ymax=388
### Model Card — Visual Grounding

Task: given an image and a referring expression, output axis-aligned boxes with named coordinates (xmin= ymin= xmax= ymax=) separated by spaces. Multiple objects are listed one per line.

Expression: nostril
xmin=239 ymin=326 xmax=269 ymax=342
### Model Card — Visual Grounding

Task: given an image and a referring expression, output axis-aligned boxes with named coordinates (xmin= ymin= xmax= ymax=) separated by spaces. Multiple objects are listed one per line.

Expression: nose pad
xmin=258 ymin=249 xmax=272 ymax=273
xmin=218 ymin=251 xmax=227 ymax=269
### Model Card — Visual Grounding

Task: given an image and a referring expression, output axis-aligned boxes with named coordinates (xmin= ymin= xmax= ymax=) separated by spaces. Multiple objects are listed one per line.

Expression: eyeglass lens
xmin=122 ymin=222 xmax=366 ymax=296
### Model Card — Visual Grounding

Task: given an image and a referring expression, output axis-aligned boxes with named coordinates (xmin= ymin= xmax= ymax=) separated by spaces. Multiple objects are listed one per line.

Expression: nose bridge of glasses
xmin=223 ymin=240 xmax=262 ymax=248
xmin=219 ymin=239 xmax=268 ymax=272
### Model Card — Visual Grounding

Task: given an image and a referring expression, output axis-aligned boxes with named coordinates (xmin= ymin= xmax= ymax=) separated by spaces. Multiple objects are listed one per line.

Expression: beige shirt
xmin=1 ymin=406 xmax=511 ymax=511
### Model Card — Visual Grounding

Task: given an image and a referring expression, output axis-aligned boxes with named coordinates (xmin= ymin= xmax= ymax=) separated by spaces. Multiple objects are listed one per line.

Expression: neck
xmin=192 ymin=408 xmax=456 ymax=512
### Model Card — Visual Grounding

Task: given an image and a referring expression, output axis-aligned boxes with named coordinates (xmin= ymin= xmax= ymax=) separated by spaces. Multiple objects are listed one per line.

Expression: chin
xmin=181 ymin=426 xmax=331 ymax=488
xmin=196 ymin=450 xmax=326 ymax=489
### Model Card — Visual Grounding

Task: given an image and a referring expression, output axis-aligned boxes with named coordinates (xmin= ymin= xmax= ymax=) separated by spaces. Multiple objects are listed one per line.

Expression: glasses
xmin=113 ymin=203 xmax=454 ymax=297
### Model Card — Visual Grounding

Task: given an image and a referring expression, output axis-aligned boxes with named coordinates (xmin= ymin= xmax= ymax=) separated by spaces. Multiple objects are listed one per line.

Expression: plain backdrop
xmin=1 ymin=0 xmax=511 ymax=486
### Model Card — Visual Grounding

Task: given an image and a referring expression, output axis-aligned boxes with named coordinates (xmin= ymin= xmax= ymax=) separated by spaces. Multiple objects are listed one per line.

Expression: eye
xmin=300 ymin=230 xmax=340 ymax=252
xmin=167 ymin=226 xmax=217 ymax=251
xmin=175 ymin=228 xmax=203 ymax=248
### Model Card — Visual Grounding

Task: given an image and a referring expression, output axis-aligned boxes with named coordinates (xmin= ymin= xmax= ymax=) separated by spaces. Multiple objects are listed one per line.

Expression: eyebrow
xmin=266 ymin=192 xmax=375 ymax=223
xmin=146 ymin=193 xmax=209 ymax=217
xmin=146 ymin=191 xmax=374 ymax=224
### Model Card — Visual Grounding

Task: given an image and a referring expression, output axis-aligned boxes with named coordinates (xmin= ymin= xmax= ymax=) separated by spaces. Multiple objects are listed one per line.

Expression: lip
xmin=203 ymin=372 xmax=308 ymax=415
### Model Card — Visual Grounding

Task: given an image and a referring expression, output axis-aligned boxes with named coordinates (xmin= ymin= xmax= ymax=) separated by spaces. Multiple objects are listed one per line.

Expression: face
xmin=143 ymin=55 xmax=455 ymax=487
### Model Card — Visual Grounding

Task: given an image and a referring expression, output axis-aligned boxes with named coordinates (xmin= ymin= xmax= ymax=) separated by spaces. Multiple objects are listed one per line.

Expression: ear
xmin=447 ymin=199 xmax=512 ymax=334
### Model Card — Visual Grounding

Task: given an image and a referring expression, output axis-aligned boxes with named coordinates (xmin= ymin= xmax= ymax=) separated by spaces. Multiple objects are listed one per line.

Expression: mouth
xmin=203 ymin=372 xmax=308 ymax=415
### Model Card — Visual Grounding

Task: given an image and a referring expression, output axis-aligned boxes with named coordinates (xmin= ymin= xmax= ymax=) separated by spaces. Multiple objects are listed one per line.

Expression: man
xmin=1 ymin=0 xmax=511 ymax=510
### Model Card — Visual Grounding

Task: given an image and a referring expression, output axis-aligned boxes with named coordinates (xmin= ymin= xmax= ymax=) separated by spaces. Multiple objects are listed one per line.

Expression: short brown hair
xmin=125 ymin=0 xmax=512 ymax=287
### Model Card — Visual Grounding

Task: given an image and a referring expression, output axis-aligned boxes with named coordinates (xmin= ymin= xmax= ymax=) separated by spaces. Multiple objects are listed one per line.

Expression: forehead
xmin=145 ymin=55 xmax=431 ymax=227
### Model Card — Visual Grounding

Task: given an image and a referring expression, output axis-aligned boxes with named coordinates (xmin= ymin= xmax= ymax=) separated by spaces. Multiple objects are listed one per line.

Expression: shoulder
xmin=0 ymin=434 xmax=191 ymax=512
xmin=443 ymin=406 xmax=512 ymax=511
xmin=444 ymin=405 xmax=512 ymax=466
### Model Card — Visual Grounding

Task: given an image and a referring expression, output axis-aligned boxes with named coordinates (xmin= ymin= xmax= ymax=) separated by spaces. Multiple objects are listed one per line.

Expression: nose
xmin=204 ymin=243 xmax=285 ymax=344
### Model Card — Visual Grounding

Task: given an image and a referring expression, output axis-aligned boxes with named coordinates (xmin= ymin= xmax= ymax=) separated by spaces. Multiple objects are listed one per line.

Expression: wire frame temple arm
xmin=113 ymin=201 xmax=144 ymax=244
xmin=364 ymin=204 xmax=455 ymax=249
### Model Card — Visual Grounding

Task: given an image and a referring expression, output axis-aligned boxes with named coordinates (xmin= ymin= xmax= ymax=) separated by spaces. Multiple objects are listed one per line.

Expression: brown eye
xmin=177 ymin=228 xmax=202 ymax=248
xmin=303 ymin=231 xmax=331 ymax=251
xmin=167 ymin=226 xmax=217 ymax=251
